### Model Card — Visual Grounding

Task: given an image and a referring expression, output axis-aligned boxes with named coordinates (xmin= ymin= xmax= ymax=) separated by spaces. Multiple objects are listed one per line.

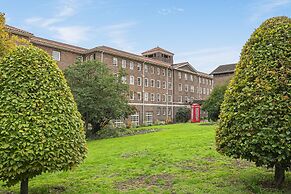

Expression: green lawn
xmin=1 ymin=123 xmax=290 ymax=194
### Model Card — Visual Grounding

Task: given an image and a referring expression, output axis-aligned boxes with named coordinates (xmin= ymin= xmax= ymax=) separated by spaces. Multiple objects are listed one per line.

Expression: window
xmin=162 ymin=81 xmax=166 ymax=89
xmin=145 ymin=112 xmax=153 ymax=125
xmin=202 ymin=78 xmax=205 ymax=84
xmin=179 ymin=96 xmax=183 ymax=103
xmin=122 ymin=76 xmax=127 ymax=83
xmin=199 ymin=77 xmax=201 ymax=83
xmin=191 ymin=86 xmax=194 ymax=93
xmin=113 ymin=119 xmax=124 ymax=128
xmin=130 ymin=61 xmax=134 ymax=70
xmin=52 ymin=51 xmax=61 ymax=61
xmin=130 ymin=91 xmax=134 ymax=100
xmin=144 ymin=92 xmax=149 ymax=101
xmin=157 ymin=107 xmax=161 ymax=115
xmin=151 ymin=93 xmax=155 ymax=101
xmin=122 ymin=59 xmax=126 ymax=68
xmin=162 ymin=69 xmax=166 ymax=76
xmin=185 ymin=96 xmax=188 ymax=102
xmin=184 ymin=73 xmax=188 ymax=80
xmin=185 ymin=84 xmax=189 ymax=92
xmin=144 ymin=78 xmax=149 ymax=87
xmin=151 ymin=66 xmax=155 ymax=74
xmin=145 ymin=64 xmax=148 ymax=73
xmin=168 ymin=95 xmax=172 ymax=102
xmin=179 ymin=83 xmax=182 ymax=91
xmin=156 ymin=80 xmax=160 ymax=88
xmin=130 ymin=76 xmax=135 ymax=85
xmin=137 ymin=63 xmax=142 ymax=71
xmin=190 ymin=75 xmax=193 ymax=81
xmin=178 ymin=72 xmax=182 ymax=79
xmin=150 ymin=79 xmax=155 ymax=87
xmin=137 ymin=77 xmax=142 ymax=86
xmin=137 ymin=92 xmax=142 ymax=101
xmin=90 ymin=54 xmax=94 ymax=60
xmin=130 ymin=113 xmax=139 ymax=126
xmin=163 ymin=108 xmax=166 ymax=115
xmin=156 ymin=93 xmax=160 ymax=102
xmin=168 ymin=82 xmax=172 ymax=90
xmin=162 ymin=94 xmax=166 ymax=102
xmin=168 ymin=108 xmax=172 ymax=116
xmin=157 ymin=68 xmax=160 ymax=75
xmin=207 ymin=88 xmax=209 ymax=95
xmin=203 ymin=88 xmax=206 ymax=94
xmin=206 ymin=79 xmax=208 ymax=85
xmin=113 ymin=57 xmax=118 ymax=66
xmin=168 ymin=70 xmax=172 ymax=77
xmin=76 ymin=55 xmax=83 ymax=62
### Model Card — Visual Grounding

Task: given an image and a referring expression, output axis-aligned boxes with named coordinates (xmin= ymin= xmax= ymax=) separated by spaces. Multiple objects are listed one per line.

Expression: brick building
xmin=7 ymin=25 xmax=213 ymax=126
xmin=210 ymin=63 xmax=236 ymax=87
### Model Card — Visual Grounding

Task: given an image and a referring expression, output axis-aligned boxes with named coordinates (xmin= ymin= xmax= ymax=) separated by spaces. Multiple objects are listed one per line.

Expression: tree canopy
xmin=202 ymin=84 xmax=227 ymax=121
xmin=0 ymin=46 xmax=87 ymax=192
xmin=64 ymin=60 xmax=135 ymax=135
xmin=216 ymin=16 xmax=291 ymax=187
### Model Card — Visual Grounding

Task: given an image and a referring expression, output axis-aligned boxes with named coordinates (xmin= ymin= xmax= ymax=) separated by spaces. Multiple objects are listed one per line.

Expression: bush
xmin=202 ymin=84 xmax=227 ymax=121
xmin=216 ymin=16 xmax=291 ymax=187
xmin=175 ymin=107 xmax=191 ymax=123
xmin=0 ymin=46 xmax=87 ymax=192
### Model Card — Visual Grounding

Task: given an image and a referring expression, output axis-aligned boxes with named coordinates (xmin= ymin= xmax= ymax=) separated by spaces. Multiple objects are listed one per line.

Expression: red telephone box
xmin=191 ymin=104 xmax=200 ymax=123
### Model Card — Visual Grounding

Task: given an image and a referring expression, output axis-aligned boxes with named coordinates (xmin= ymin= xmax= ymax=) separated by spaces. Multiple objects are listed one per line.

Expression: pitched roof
xmin=31 ymin=36 xmax=88 ymax=54
xmin=5 ymin=25 xmax=33 ymax=37
xmin=173 ymin=62 xmax=213 ymax=78
xmin=87 ymin=46 xmax=172 ymax=68
xmin=210 ymin=63 xmax=236 ymax=75
xmin=142 ymin=46 xmax=174 ymax=55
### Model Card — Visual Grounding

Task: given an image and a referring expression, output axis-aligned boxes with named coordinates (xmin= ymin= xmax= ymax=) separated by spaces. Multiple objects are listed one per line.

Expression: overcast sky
xmin=1 ymin=0 xmax=290 ymax=73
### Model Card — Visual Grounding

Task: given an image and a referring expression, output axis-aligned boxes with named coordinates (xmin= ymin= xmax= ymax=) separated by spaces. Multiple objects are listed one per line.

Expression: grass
xmin=0 ymin=123 xmax=290 ymax=193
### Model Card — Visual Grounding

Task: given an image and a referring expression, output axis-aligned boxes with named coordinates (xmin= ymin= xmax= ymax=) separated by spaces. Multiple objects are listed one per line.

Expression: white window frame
xmin=144 ymin=92 xmax=149 ymax=101
xmin=156 ymin=93 xmax=160 ymax=102
xmin=185 ymin=84 xmax=189 ymax=92
xmin=150 ymin=79 xmax=155 ymax=87
xmin=137 ymin=77 xmax=142 ymax=86
xmin=144 ymin=78 xmax=149 ymax=87
xmin=130 ymin=91 xmax=134 ymax=100
xmin=178 ymin=72 xmax=182 ymax=79
xmin=157 ymin=68 xmax=160 ymax=75
xmin=145 ymin=64 xmax=148 ymax=73
xmin=113 ymin=57 xmax=118 ymax=66
xmin=179 ymin=83 xmax=182 ymax=91
xmin=137 ymin=92 xmax=142 ymax=101
xmin=162 ymin=81 xmax=166 ymax=89
xmin=130 ymin=76 xmax=135 ymax=85
xmin=130 ymin=113 xmax=139 ymax=126
xmin=151 ymin=93 xmax=155 ymax=101
xmin=156 ymin=80 xmax=160 ymax=88
xmin=137 ymin=63 xmax=142 ymax=71
xmin=52 ymin=50 xmax=61 ymax=61
xmin=130 ymin=61 xmax=134 ymax=70
xmin=184 ymin=73 xmax=188 ymax=80
xmin=122 ymin=59 xmax=127 ymax=68
xmin=168 ymin=95 xmax=172 ymax=102
xmin=145 ymin=112 xmax=153 ymax=125
xmin=162 ymin=69 xmax=166 ymax=76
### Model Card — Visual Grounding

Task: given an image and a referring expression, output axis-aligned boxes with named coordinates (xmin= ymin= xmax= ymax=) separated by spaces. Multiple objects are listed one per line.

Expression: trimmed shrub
xmin=0 ymin=46 xmax=87 ymax=191
xmin=216 ymin=16 xmax=291 ymax=187
xmin=175 ymin=107 xmax=191 ymax=123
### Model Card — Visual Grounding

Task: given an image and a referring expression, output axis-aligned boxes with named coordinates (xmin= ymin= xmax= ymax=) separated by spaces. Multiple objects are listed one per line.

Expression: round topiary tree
xmin=0 ymin=46 xmax=87 ymax=194
xmin=216 ymin=16 xmax=291 ymax=187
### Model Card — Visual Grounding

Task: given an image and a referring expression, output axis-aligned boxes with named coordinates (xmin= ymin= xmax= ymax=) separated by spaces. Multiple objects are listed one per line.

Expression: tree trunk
xmin=91 ymin=122 xmax=101 ymax=135
xmin=274 ymin=164 xmax=285 ymax=188
xmin=20 ymin=178 xmax=28 ymax=194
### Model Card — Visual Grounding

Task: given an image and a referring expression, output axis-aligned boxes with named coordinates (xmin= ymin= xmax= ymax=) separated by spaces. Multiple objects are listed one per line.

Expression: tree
xmin=0 ymin=13 xmax=29 ymax=58
xmin=202 ymin=84 xmax=227 ymax=121
xmin=175 ymin=107 xmax=191 ymax=123
xmin=0 ymin=46 xmax=87 ymax=194
xmin=216 ymin=16 xmax=291 ymax=187
xmin=64 ymin=60 xmax=135 ymax=135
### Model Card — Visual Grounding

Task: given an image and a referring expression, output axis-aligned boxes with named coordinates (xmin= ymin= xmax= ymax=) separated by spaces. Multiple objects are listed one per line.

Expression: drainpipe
xmin=101 ymin=51 xmax=104 ymax=63
xmin=171 ymin=66 xmax=174 ymax=121
xmin=166 ymin=67 xmax=169 ymax=121
xmin=142 ymin=62 xmax=145 ymax=125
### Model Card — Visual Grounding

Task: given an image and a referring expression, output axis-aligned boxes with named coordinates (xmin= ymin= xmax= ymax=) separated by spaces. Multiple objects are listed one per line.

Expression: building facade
xmin=7 ymin=25 xmax=213 ymax=126
xmin=210 ymin=63 xmax=236 ymax=87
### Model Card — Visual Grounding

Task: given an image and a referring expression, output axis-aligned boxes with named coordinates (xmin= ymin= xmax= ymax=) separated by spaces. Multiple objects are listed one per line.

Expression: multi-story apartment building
xmin=210 ymin=63 xmax=236 ymax=86
xmin=6 ymin=25 xmax=213 ymax=126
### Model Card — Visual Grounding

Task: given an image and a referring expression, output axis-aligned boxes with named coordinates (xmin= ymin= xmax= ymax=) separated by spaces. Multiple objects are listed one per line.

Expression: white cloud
xmin=175 ymin=47 xmax=241 ymax=73
xmin=24 ymin=0 xmax=92 ymax=44
xmin=250 ymin=0 xmax=291 ymax=21
xmin=98 ymin=22 xmax=137 ymax=51
xmin=158 ymin=7 xmax=184 ymax=15
xmin=50 ymin=26 xmax=91 ymax=44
